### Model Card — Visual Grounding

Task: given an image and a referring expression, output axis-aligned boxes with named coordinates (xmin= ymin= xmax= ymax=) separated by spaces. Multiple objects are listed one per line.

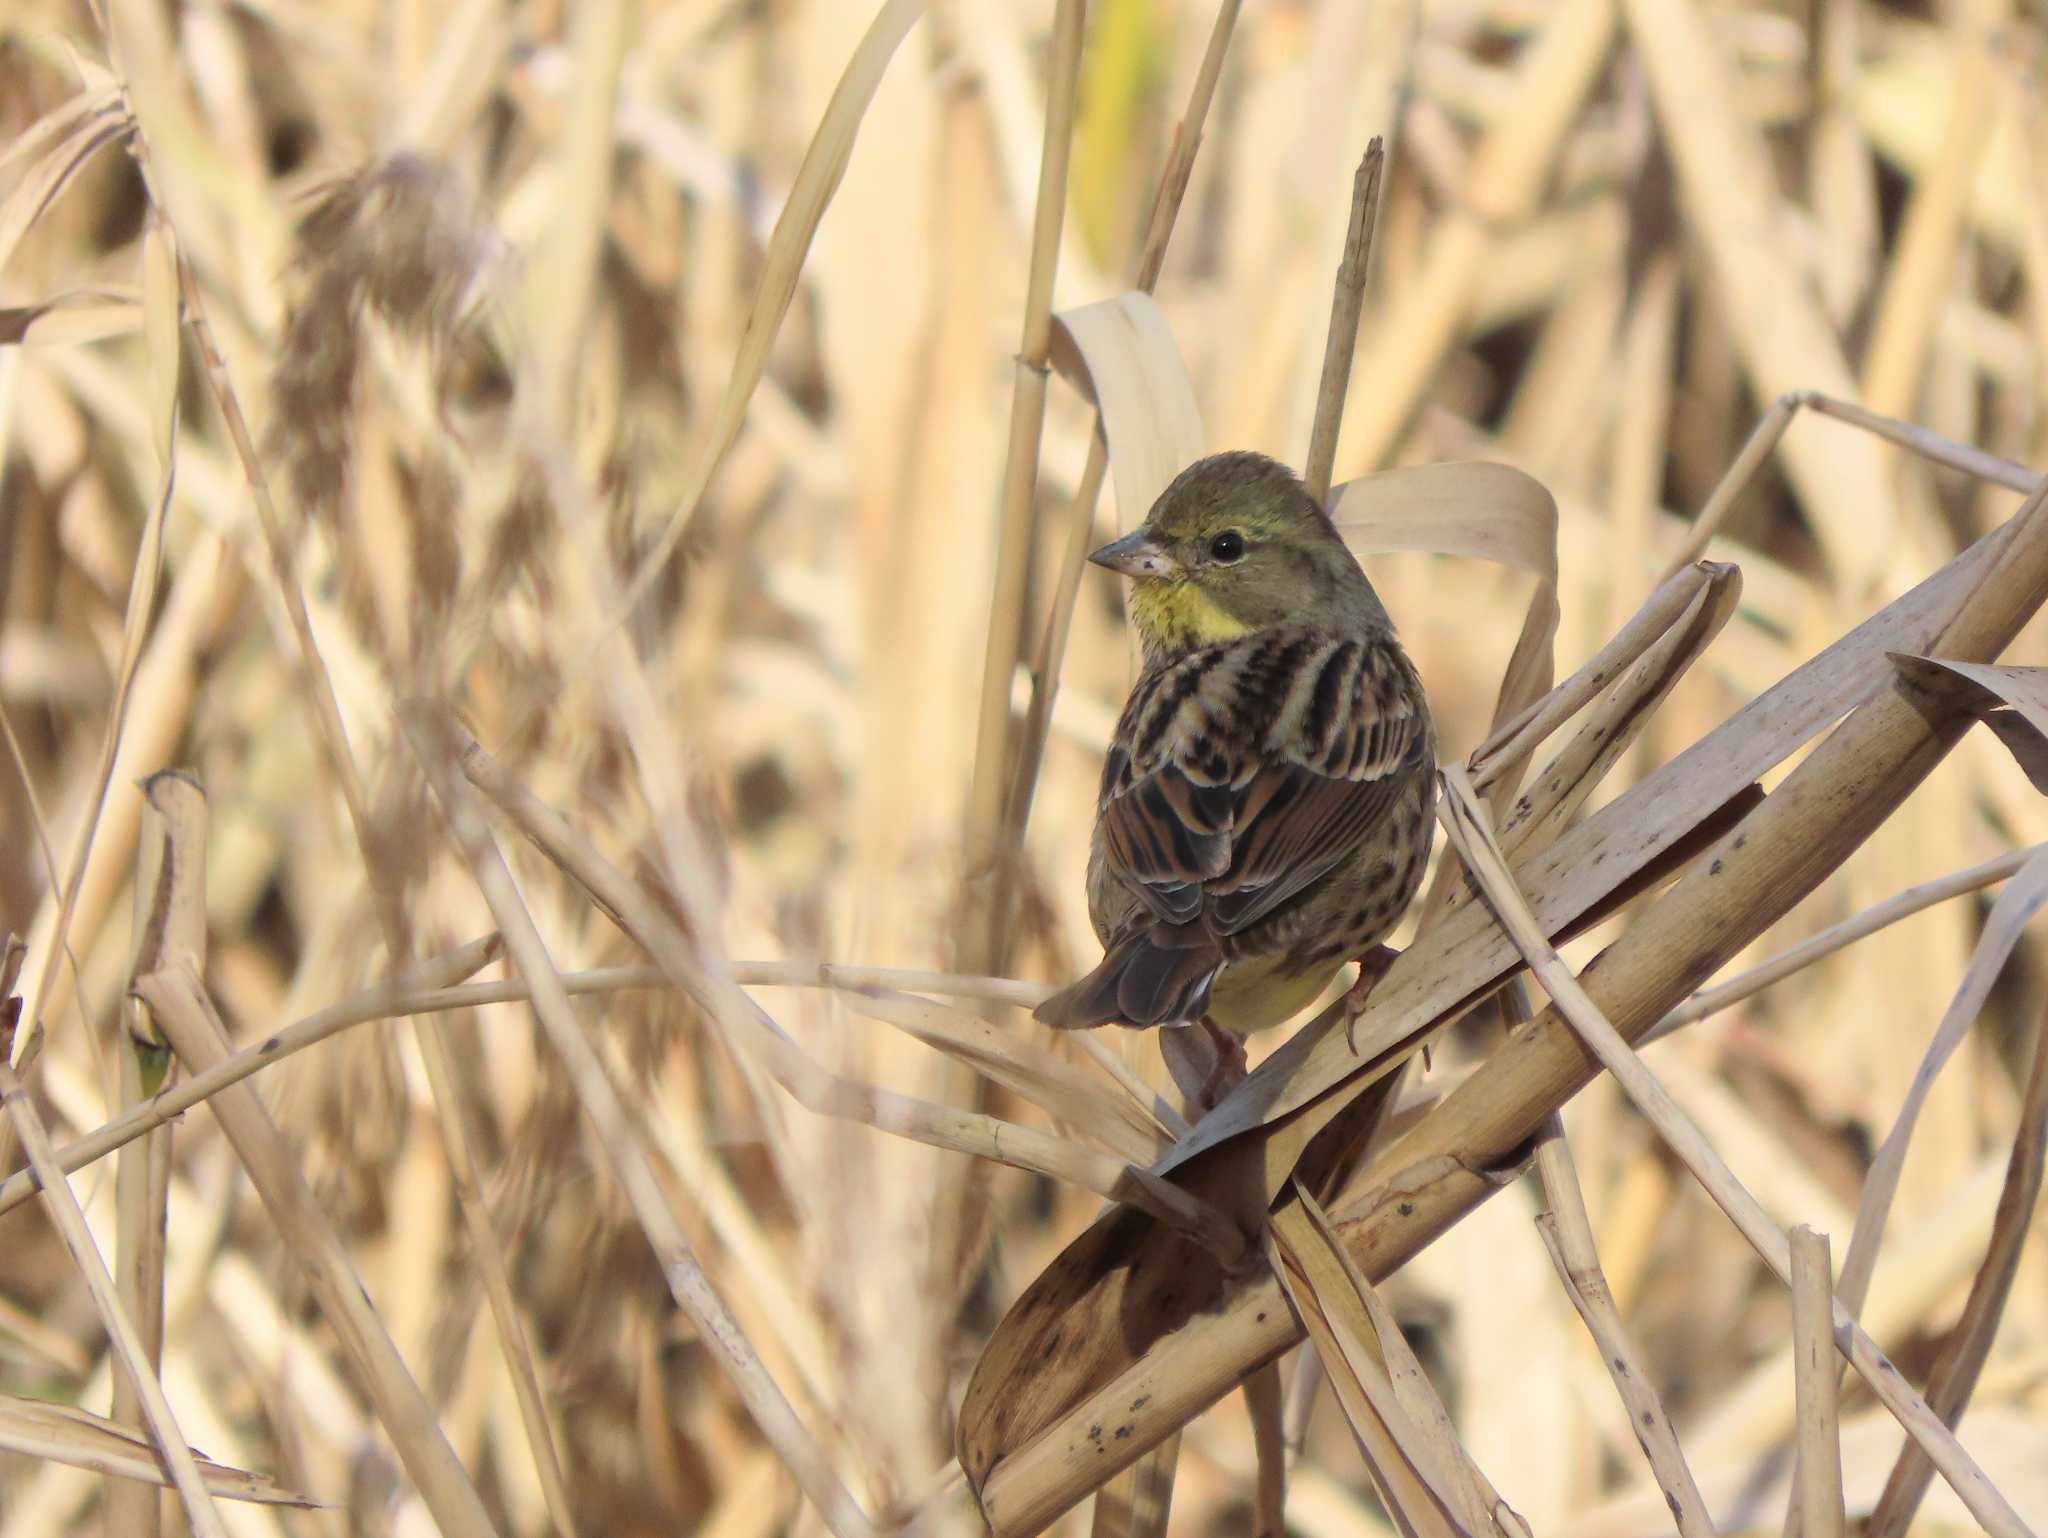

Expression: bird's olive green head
xmin=1090 ymin=451 xmax=1389 ymax=659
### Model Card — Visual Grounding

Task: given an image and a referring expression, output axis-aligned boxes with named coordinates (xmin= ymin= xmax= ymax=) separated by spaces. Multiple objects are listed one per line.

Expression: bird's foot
xmin=1196 ymin=1018 xmax=1248 ymax=1111
xmin=1342 ymin=944 xmax=1400 ymax=1053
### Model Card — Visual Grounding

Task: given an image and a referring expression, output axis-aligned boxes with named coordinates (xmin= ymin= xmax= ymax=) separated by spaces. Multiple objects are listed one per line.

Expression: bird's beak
xmin=1088 ymin=528 xmax=1182 ymax=579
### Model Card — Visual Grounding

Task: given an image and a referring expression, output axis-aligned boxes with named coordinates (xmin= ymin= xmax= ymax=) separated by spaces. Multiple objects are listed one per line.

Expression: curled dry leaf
xmin=1049 ymin=292 xmax=1206 ymax=528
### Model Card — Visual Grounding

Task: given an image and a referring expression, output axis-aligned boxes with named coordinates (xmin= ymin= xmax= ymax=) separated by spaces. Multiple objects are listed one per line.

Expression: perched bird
xmin=1034 ymin=451 xmax=1436 ymax=1090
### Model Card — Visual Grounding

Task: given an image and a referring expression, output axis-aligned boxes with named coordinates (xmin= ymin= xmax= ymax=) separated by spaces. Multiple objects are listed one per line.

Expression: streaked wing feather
xmin=1096 ymin=627 xmax=1428 ymax=943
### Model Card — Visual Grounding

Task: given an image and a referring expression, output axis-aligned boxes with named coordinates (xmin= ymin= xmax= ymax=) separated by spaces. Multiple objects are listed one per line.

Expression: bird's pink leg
xmin=1196 ymin=1018 xmax=1248 ymax=1109
xmin=1342 ymin=944 xmax=1399 ymax=1051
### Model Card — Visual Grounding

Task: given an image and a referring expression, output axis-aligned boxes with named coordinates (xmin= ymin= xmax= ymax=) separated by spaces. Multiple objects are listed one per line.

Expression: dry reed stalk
xmin=1647 ymin=842 xmax=2047 ymax=1042
xmin=1532 ymin=1108 xmax=1714 ymax=1538
xmin=1622 ymin=0 xmax=1893 ymax=592
xmin=1303 ymin=140 xmax=1383 ymax=507
xmin=1661 ymin=389 xmax=2041 ymax=583
xmin=1787 ymin=1225 xmax=1846 ymax=1538
xmin=9 ymin=216 xmax=176 ymax=1072
xmin=602 ymin=0 xmax=927 ymax=638
xmin=134 ymin=959 xmax=502 ymax=1538
xmin=997 ymin=0 xmax=1244 ymax=936
xmin=1087 ymin=1434 xmax=1180 ymax=1538
xmin=1836 ymin=842 xmax=2048 ymax=1312
xmin=1433 ymin=764 xmax=2030 ymax=1538
xmin=0 ymin=937 xmax=497 ymax=1219
xmin=0 ymin=1058 xmax=229 ymax=1538
xmin=964 ymin=0 xmax=1086 ymax=957
xmin=1865 ymin=997 xmax=2048 ymax=1536
xmin=105 ymin=772 xmax=201 ymax=1538
xmin=401 ymin=707 xmax=881 ymax=1538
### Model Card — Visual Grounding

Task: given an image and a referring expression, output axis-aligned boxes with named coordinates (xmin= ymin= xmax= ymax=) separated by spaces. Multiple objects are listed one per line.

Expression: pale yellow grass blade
xmin=622 ymin=0 xmax=927 ymax=612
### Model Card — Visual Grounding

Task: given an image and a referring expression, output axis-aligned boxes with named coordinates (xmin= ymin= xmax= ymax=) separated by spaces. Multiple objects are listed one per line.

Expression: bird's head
xmin=1090 ymin=451 xmax=1387 ymax=659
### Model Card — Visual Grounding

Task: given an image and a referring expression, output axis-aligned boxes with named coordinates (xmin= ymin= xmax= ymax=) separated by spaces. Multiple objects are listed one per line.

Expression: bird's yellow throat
xmin=1130 ymin=577 xmax=1253 ymax=652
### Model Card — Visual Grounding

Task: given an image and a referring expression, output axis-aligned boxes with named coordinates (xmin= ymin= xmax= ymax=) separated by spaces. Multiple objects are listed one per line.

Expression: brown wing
xmin=1096 ymin=626 xmax=1429 ymax=942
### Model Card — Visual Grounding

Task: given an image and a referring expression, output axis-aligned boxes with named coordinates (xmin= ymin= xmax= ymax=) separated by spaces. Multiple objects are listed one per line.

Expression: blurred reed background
xmin=1 ymin=0 xmax=2046 ymax=1535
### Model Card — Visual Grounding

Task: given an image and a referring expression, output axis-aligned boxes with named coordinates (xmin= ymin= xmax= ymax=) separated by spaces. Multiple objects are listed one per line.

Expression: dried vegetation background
xmin=2 ymin=0 xmax=2048 ymax=1535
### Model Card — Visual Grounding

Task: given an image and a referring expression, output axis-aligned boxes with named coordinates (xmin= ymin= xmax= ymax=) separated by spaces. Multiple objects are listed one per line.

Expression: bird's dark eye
xmin=1208 ymin=530 xmax=1246 ymax=563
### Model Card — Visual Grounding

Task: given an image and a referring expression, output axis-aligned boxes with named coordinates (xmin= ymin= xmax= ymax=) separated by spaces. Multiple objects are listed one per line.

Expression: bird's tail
xmin=1033 ymin=931 xmax=1223 ymax=1030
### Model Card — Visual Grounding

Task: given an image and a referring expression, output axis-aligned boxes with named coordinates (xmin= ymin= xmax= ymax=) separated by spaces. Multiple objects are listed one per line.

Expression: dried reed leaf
xmin=0 ymin=91 xmax=129 ymax=281
xmin=1433 ymin=765 xmax=2033 ymax=1538
xmin=1049 ymin=291 xmax=1207 ymax=526
xmin=1889 ymin=658 xmax=2048 ymax=794
xmin=0 ymin=1395 xmax=313 ymax=1507
xmin=1269 ymin=1187 xmax=1492 ymax=1538
xmin=1331 ymin=461 xmax=1556 ymax=583
xmin=1866 ymin=998 xmax=2048 ymax=1536
xmin=1833 ymin=724 xmax=2048 ymax=1308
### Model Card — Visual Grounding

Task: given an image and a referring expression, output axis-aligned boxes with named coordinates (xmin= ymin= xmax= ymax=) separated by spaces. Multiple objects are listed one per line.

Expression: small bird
xmin=1034 ymin=451 xmax=1437 ymax=1095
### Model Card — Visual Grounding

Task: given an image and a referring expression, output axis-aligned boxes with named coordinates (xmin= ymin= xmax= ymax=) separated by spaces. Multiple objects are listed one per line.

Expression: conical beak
xmin=1088 ymin=528 xmax=1182 ymax=579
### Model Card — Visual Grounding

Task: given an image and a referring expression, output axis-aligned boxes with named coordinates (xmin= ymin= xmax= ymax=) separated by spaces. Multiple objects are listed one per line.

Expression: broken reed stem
xmin=1281 ymin=1348 xmax=1323 ymax=1473
xmin=1648 ymin=842 xmax=2043 ymax=1043
xmin=135 ymin=962 xmax=502 ymax=1538
xmin=1089 ymin=1435 xmax=1181 ymax=1538
xmin=1531 ymin=1103 xmax=1713 ymax=1537
xmin=1865 ymin=997 xmax=2048 ymax=1536
xmin=965 ymin=0 xmax=1087 ymax=963
xmin=1305 ymin=140 xmax=1385 ymax=507
xmin=1242 ymin=1363 xmax=1286 ymax=1538
xmin=995 ymin=0 xmax=1245 ymax=936
xmin=1787 ymin=1225 xmax=1846 ymax=1538
xmin=1436 ymin=765 xmax=2031 ymax=1538
xmin=0 ymin=1058 xmax=229 ymax=1538
xmin=402 ymin=709 xmax=880 ymax=1538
